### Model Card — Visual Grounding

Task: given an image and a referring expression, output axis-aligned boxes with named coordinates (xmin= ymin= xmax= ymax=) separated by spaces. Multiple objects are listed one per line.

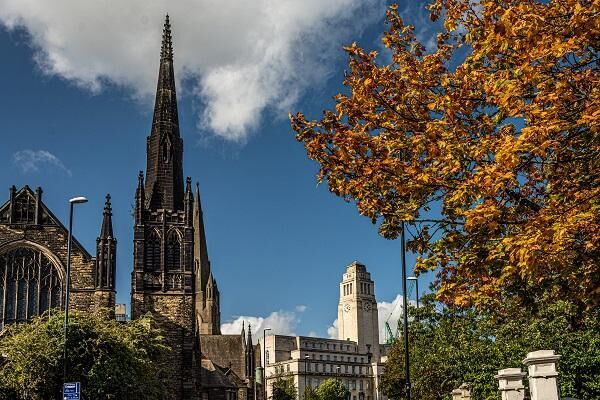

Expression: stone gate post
xmin=495 ymin=368 xmax=526 ymax=400
xmin=451 ymin=383 xmax=471 ymax=400
xmin=523 ymin=350 xmax=561 ymax=400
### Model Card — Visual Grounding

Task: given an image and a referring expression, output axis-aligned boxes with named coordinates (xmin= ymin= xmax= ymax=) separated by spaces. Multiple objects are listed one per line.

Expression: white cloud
xmin=327 ymin=318 xmax=339 ymax=339
xmin=221 ymin=309 xmax=301 ymax=338
xmin=295 ymin=305 xmax=307 ymax=313
xmin=0 ymin=0 xmax=384 ymax=142
xmin=326 ymin=294 xmax=414 ymax=343
xmin=13 ymin=150 xmax=72 ymax=176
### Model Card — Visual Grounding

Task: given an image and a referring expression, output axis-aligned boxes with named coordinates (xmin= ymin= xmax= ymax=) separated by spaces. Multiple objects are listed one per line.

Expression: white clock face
xmin=343 ymin=304 xmax=351 ymax=313
xmin=363 ymin=303 xmax=372 ymax=312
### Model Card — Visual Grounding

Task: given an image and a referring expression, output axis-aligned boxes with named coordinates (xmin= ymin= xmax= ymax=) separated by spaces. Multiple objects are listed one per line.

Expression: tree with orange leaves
xmin=291 ymin=0 xmax=599 ymax=316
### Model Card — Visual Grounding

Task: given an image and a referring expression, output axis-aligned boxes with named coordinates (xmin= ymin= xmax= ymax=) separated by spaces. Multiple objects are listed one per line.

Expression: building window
xmin=286 ymin=364 xmax=290 ymax=372
xmin=165 ymin=230 xmax=181 ymax=273
xmin=145 ymin=230 xmax=161 ymax=272
xmin=0 ymin=247 xmax=62 ymax=329
xmin=360 ymin=380 xmax=363 ymax=390
xmin=352 ymin=380 xmax=356 ymax=390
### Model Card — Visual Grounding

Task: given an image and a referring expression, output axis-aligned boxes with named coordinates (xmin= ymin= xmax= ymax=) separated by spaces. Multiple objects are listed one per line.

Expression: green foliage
xmin=315 ymin=378 xmax=349 ymax=400
xmin=381 ymin=296 xmax=600 ymax=400
xmin=0 ymin=310 xmax=168 ymax=400
xmin=303 ymin=385 xmax=319 ymax=400
xmin=273 ymin=376 xmax=297 ymax=400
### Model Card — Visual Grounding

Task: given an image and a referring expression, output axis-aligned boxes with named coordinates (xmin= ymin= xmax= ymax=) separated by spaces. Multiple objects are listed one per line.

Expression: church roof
xmin=200 ymin=334 xmax=246 ymax=379
xmin=200 ymin=357 xmax=238 ymax=389
xmin=0 ymin=185 xmax=92 ymax=258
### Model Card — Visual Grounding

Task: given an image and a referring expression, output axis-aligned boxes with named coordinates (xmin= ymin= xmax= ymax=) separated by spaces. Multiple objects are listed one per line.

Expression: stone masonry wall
xmin=133 ymin=292 xmax=199 ymax=400
xmin=0 ymin=222 xmax=114 ymax=314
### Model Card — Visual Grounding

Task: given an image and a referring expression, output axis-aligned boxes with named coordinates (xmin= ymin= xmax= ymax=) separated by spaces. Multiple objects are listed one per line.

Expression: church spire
xmin=161 ymin=14 xmax=173 ymax=61
xmin=96 ymin=194 xmax=117 ymax=292
xmin=100 ymin=194 xmax=113 ymax=238
xmin=145 ymin=14 xmax=184 ymax=211
xmin=245 ymin=323 xmax=255 ymax=379
xmin=194 ymin=183 xmax=210 ymax=289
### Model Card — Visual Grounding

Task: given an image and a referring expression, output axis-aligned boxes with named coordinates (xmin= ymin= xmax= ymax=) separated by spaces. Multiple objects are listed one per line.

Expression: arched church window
xmin=0 ymin=247 xmax=62 ymax=330
xmin=166 ymin=231 xmax=181 ymax=272
xmin=145 ymin=230 xmax=161 ymax=271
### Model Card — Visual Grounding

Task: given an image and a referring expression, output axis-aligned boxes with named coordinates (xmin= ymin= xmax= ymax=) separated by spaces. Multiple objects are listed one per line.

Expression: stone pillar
xmin=523 ymin=350 xmax=561 ymax=400
xmin=495 ymin=368 xmax=526 ymax=400
xmin=451 ymin=383 xmax=470 ymax=400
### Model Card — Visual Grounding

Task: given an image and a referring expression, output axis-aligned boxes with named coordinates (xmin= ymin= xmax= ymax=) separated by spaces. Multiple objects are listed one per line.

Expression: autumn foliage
xmin=291 ymin=0 xmax=599 ymax=313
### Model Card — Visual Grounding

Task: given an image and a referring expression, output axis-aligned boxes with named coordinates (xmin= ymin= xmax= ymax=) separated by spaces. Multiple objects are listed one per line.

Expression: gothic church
xmin=0 ymin=16 xmax=259 ymax=400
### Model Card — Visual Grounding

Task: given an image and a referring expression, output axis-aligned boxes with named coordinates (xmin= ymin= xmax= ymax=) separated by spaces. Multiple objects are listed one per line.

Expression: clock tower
xmin=337 ymin=261 xmax=380 ymax=359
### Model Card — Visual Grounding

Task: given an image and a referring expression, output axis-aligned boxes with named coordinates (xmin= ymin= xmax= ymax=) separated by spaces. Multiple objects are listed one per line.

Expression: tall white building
xmin=262 ymin=261 xmax=387 ymax=400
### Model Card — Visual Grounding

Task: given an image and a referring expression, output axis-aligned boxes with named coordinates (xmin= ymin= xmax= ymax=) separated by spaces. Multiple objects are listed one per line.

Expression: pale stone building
xmin=263 ymin=262 xmax=387 ymax=400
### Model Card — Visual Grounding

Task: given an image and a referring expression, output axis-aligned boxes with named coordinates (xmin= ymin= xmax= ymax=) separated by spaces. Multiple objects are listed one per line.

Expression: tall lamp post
xmin=400 ymin=221 xmax=411 ymax=400
xmin=63 ymin=196 xmax=88 ymax=382
xmin=407 ymin=276 xmax=419 ymax=308
xmin=263 ymin=328 xmax=272 ymax=400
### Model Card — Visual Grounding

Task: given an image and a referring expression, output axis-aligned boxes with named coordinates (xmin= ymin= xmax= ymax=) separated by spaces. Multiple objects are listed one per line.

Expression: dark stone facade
xmin=0 ymin=15 xmax=261 ymax=400
xmin=0 ymin=186 xmax=116 ymax=329
xmin=130 ymin=15 xmax=261 ymax=400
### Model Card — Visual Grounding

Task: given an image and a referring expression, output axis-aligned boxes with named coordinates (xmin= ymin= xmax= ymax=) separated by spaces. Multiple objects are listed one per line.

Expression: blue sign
xmin=63 ymin=382 xmax=80 ymax=400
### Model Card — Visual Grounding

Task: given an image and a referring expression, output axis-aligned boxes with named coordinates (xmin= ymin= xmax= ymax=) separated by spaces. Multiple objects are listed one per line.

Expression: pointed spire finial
xmin=100 ymin=193 xmax=114 ymax=238
xmin=161 ymin=14 xmax=173 ymax=61
xmin=185 ymin=177 xmax=193 ymax=198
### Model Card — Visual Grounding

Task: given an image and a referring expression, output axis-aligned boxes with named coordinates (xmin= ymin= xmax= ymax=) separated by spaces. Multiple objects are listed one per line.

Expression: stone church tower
xmin=130 ymin=15 xmax=221 ymax=399
xmin=337 ymin=261 xmax=380 ymax=360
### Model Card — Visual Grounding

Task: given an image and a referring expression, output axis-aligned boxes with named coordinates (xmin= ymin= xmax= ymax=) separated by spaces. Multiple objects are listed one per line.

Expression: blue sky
xmin=0 ymin=0 xmax=440 ymax=339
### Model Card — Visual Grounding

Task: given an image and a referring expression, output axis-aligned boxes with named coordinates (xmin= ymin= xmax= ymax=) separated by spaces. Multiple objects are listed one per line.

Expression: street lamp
xmin=63 ymin=196 xmax=88 ymax=383
xmin=263 ymin=328 xmax=272 ymax=400
xmin=304 ymin=354 xmax=310 ymax=399
xmin=407 ymin=276 xmax=419 ymax=308
xmin=400 ymin=221 xmax=411 ymax=400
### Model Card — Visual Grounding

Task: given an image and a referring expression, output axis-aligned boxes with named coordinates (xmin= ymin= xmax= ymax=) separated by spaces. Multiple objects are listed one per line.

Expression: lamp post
xmin=400 ymin=221 xmax=411 ymax=400
xmin=407 ymin=276 xmax=419 ymax=308
xmin=304 ymin=354 xmax=310 ymax=399
xmin=63 ymin=196 xmax=88 ymax=383
xmin=263 ymin=328 xmax=271 ymax=400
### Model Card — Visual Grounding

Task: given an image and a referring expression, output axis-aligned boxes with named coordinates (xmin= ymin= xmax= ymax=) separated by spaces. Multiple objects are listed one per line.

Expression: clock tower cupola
xmin=337 ymin=261 xmax=380 ymax=359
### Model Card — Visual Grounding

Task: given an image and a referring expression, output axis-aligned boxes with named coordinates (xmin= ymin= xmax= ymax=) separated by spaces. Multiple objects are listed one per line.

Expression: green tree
xmin=0 ymin=310 xmax=167 ymax=400
xmin=303 ymin=385 xmax=319 ymax=400
xmin=315 ymin=378 xmax=350 ymax=400
xmin=272 ymin=376 xmax=297 ymax=400
xmin=381 ymin=295 xmax=600 ymax=400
